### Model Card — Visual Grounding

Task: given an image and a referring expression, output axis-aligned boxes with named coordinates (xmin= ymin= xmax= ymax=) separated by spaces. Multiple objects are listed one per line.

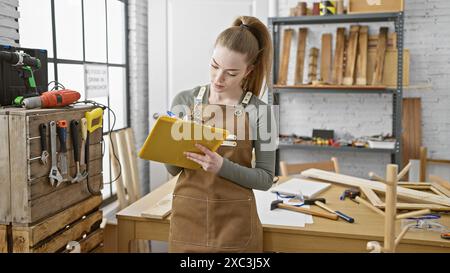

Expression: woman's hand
xmin=185 ymin=144 xmax=224 ymax=174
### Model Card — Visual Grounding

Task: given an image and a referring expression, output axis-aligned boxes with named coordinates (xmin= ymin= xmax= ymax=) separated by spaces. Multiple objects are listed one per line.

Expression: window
xmin=19 ymin=0 xmax=129 ymax=202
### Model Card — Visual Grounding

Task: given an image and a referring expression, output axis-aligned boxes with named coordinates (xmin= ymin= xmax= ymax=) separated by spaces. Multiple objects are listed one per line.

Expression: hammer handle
xmin=278 ymin=203 xmax=338 ymax=221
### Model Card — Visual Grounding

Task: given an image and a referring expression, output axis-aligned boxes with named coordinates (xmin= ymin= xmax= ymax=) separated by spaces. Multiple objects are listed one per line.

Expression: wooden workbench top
xmin=117 ymin=176 xmax=450 ymax=249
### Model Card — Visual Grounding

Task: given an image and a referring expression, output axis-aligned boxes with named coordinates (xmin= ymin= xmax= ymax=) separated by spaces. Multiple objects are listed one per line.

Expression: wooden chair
xmin=103 ymin=128 xmax=150 ymax=253
xmin=279 ymin=157 xmax=340 ymax=176
xmin=419 ymin=146 xmax=450 ymax=182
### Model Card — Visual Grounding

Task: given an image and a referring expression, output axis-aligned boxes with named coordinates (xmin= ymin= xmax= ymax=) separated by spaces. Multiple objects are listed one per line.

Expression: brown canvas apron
xmin=168 ymin=86 xmax=263 ymax=253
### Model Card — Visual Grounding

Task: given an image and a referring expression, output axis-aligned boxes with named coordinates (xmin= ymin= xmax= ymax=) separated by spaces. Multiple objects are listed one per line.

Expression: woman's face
xmin=210 ymin=45 xmax=252 ymax=94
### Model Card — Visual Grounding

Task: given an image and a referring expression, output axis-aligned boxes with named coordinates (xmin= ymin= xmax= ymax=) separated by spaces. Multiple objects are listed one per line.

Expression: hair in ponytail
xmin=215 ymin=16 xmax=273 ymax=97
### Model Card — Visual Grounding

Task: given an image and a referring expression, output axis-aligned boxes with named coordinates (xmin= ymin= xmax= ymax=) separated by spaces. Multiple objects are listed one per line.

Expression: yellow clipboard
xmin=138 ymin=116 xmax=229 ymax=169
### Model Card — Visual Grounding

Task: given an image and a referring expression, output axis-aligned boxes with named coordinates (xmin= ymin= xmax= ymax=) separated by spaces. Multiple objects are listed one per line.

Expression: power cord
xmin=73 ymin=100 xmax=122 ymax=195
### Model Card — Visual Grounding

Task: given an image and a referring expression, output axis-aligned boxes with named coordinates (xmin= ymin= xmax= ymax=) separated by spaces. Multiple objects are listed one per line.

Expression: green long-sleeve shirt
xmin=164 ymin=85 xmax=277 ymax=191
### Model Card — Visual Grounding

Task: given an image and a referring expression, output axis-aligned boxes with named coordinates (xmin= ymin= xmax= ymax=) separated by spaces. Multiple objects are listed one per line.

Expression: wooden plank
xmin=360 ymin=186 xmax=384 ymax=207
xmin=332 ymin=28 xmax=345 ymax=85
xmin=71 ymin=228 xmax=103 ymax=253
xmin=367 ymin=48 xmax=409 ymax=87
xmin=307 ymin=47 xmax=319 ymax=84
xmin=420 ymin=147 xmax=428 ymax=182
xmin=431 ymin=183 xmax=450 ymax=198
xmin=31 ymin=211 xmax=102 ymax=253
xmin=0 ymin=225 xmax=7 ymax=253
xmin=141 ymin=194 xmax=172 ymax=219
xmin=378 ymin=203 xmax=450 ymax=212
xmin=113 ymin=130 xmax=138 ymax=203
xmin=369 ymin=33 xmax=397 ymax=50
xmin=343 ymin=25 xmax=360 ymax=85
xmin=430 ymin=176 xmax=450 ymax=191
xmin=110 ymin=134 xmax=128 ymax=209
xmin=301 ymin=169 xmax=450 ymax=207
xmin=277 ymin=29 xmax=293 ymax=85
xmin=13 ymin=196 xmax=102 ymax=248
xmin=9 ymin=114 xmax=29 ymax=225
xmin=124 ymin=128 xmax=142 ymax=198
xmin=320 ymin=33 xmax=332 ymax=84
xmin=356 ymin=26 xmax=368 ymax=85
xmin=26 ymin=174 xmax=103 ymax=225
xmin=0 ymin=115 xmax=11 ymax=224
xmin=402 ymin=98 xmax=421 ymax=169
xmin=372 ymin=27 xmax=388 ymax=85
xmin=294 ymin=28 xmax=308 ymax=85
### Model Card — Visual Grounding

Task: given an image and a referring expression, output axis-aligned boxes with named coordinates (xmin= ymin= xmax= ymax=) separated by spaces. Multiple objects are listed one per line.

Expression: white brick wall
xmin=128 ymin=0 xmax=150 ymax=195
xmin=278 ymin=0 xmax=450 ymax=179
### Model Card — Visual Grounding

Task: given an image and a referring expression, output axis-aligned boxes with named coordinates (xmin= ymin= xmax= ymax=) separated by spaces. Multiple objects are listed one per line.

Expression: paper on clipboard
xmin=138 ymin=116 xmax=229 ymax=169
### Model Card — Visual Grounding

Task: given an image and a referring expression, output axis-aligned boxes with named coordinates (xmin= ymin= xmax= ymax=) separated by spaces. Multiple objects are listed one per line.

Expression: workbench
xmin=116 ymin=176 xmax=450 ymax=253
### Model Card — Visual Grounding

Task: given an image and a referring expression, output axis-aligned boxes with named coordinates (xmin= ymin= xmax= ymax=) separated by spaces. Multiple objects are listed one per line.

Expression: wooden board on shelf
xmin=369 ymin=32 xmax=397 ymax=50
xmin=332 ymin=28 xmax=346 ymax=85
xmin=348 ymin=0 xmax=404 ymax=14
xmin=343 ymin=25 xmax=360 ymax=86
xmin=294 ymin=28 xmax=308 ymax=85
xmin=372 ymin=27 xmax=388 ymax=85
xmin=301 ymin=169 xmax=450 ymax=207
xmin=367 ymin=48 xmax=409 ymax=87
xmin=356 ymin=26 xmax=368 ymax=85
xmin=402 ymin=98 xmax=422 ymax=169
xmin=320 ymin=33 xmax=332 ymax=84
xmin=274 ymin=84 xmax=388 ymax=90
xmin=307 ymin=47 xmax=319 ymax=83
xmin=278 ymin=29 xmax=294 ymax=85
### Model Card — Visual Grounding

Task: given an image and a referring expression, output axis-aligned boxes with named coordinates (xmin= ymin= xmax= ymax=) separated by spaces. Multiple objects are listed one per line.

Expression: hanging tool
xmin=57 ymin=120 xmax=70 ymax=181
xmin=71 ymin=120 xmax=88 ymax=183
xmin=39 ymin=123 xmax=49 ymax=165
xmin=304 ymin=198 xmax=355 ymax=223
xmin=21 ymin=89 xmax=80 ymax=109
xmin=85 ymin=108 xmax=104 ymax=195
xmin=0 ymin=50 xmax=41 ymax=105
xmin=270 ymin=200 xmax=338 ymax=221
xmin=49 ymin=121 xmax=64 ymax=187
xmin=80 ymin=118 xmax=88 ymax=166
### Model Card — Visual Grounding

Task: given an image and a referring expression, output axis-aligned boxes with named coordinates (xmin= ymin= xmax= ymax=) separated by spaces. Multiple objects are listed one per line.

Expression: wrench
xmin=49 ymin=121 xmax=64 ymax=187
xmin=39 ymin=123 xmax=49 ymax=165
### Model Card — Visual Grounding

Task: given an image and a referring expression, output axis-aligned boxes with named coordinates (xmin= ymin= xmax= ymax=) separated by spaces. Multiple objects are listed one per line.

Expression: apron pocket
xmin=170 ymin=195 xmax=207 ymax=245
xmin=207 ymin=198 xmax=252 ymax=249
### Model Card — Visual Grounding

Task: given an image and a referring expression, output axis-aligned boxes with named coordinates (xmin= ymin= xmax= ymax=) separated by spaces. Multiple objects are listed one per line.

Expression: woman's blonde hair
xmin=215 ymin=16 xmax=273 ymax=97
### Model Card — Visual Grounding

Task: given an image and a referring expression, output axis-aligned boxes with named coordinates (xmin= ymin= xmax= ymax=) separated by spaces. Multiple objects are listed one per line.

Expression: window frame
xmin=47 ymin=0 xmax=130 ymax=205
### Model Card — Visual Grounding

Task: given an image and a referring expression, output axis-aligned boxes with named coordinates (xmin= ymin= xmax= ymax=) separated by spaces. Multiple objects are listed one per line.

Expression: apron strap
xmin=193 ymin=87 xmax=253 ymax=122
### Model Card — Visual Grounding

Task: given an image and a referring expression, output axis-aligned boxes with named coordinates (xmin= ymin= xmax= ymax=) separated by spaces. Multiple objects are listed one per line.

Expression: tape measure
xmin=320 ymin=1 xmax=336 ymax=16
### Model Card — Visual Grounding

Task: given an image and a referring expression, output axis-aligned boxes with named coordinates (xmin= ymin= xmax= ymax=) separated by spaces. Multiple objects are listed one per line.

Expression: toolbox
xmin=0 ymin=106 xmax=104 ymax=252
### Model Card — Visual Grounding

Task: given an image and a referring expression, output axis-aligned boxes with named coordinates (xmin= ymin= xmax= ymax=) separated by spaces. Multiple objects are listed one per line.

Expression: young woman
xmin=165 ymin=15 xmax=276 ymax=253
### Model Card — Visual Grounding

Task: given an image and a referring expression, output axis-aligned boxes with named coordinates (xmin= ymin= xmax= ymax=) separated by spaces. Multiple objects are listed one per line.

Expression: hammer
xmin=270 ymin=200 xmax=338 ymax=221
xmin=304 ymin=198 xmax=355 ymax=223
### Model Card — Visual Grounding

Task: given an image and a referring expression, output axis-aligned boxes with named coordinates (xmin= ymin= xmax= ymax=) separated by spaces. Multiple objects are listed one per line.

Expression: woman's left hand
xmin=185 ymin=144 xmax=224 ymax=174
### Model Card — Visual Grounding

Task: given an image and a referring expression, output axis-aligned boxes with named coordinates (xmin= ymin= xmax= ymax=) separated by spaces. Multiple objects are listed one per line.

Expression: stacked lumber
xmin=276 ymin=26 xmax=409 ymax=88
xmin=301 ymin=169 xmax=450 ymax=211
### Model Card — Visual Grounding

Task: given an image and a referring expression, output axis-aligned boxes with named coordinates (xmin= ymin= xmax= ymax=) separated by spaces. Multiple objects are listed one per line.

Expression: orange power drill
xmin=21 ymin=90 xmax=81 ymax=109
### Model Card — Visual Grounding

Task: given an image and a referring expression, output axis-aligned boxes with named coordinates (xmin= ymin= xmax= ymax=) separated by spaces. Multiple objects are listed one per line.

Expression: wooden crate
xmin=12 ymin=196 xmax=104 ymax=253
xmin=0 ymin=225 xmax=8 ymax=253
xmin=348 ymin=0 xmax=404 ymax=14
xmin=0 ymin=106 xmax=103 ymax=225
